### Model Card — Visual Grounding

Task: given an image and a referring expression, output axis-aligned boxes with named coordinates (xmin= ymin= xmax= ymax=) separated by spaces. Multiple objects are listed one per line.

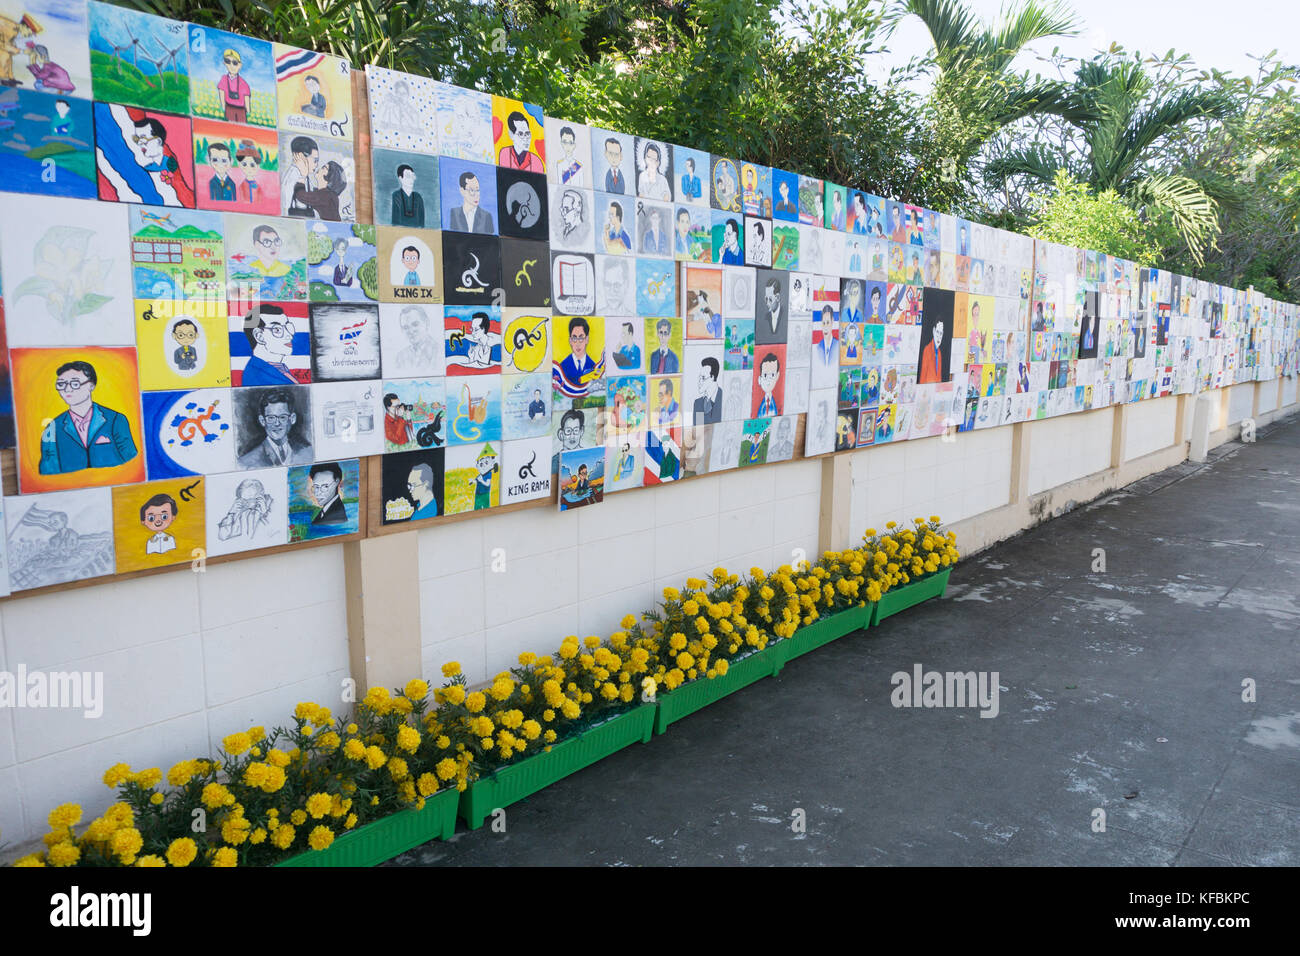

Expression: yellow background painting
xmin=12 ymin=347 xmax=147 ymax=495
xmin=491 ymin=95 xmax=545 ymax=171
xmin=272 ymin=44 xmax=353 ymax=140
xmin=111 ymin=477 xmax=207 ymax=573
xmin=135 ymin=300 xmax=232 ymax=390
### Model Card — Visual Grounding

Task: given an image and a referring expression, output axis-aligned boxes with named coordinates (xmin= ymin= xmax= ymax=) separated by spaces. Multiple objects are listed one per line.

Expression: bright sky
xmin=872 ymin=0 xmax=1299 ymax=85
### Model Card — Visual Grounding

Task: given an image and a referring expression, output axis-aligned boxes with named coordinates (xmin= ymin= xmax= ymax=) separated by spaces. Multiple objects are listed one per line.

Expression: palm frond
xmin=1130 ymin=173 xmax=1221 ymax=264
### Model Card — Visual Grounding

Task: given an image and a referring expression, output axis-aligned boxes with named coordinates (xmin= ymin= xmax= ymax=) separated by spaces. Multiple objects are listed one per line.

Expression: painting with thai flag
xmin=94 ymin=102 xmax=194 ymax=207
xmin=308 ymin=302 xmax=380 ymax=381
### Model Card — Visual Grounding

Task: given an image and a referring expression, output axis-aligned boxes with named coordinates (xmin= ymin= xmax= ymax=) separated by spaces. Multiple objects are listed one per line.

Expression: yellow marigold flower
xmin=676 ymin=651 xmax=695 ymax=670
xmin=210 ymin=846 xmax=238 ymax=868
xmin=682 ymin=599 xmax=700 ymax=616
xmin=14 ymin=853 xmax=46 ymax=867
xmin=286 ymin=810 xmax=306 ymax=827
xmin=165 ymin=837 xmax=198 ymax=868
xmin=132 ymin=854 xmax=164 ymax=868
xmin=663 ymin=586 xmax=681 ymax=601
xmin=201 ymin=783 xmax=234 ymax=809
xmin=343 ymin=738 xmax=366 ymax=760
xmin=249 ymin=828 xmax=267 ymax=845
xmin=47 ymin=803 xmax=83 ymax=831
xmin=442 ymin=684 xmax=466 ymax=706
xmin=222 ymin=731 xmax=252 ymax=756
xmin=543 ymin=708 xmax=556 ymax=721
xmin=102 ymin=763 xmax=131 ymax=789
xmin=308 ymin=825 xmax=334 ymax=851
xmin=561 ymin=699 xmax=580 ymax=720
xmin=619 ymin=684 xmax=635 ymax=702
xmin=695 ymin=617 xmax=710 ymax=633
xmin=435 ymin=734 xmax=451 ymax=749
xmin=132 ymin=767 xmax=162 ymax=789
xmin=401 ymin=678 xmax=429 ymax=701
xmin=465 ymin=691 xmax=487 ymax=713
xmin=416 ymin=772 xmax=438 ymax=797
xmin=620 ymin=613 xmax=638 ymax=629
xmin=435 ymin=757 xmax=459 ymax=781
xmin=389 ymin=757 xmax=410 ymax=780
xmin=344 ymin=814 xmax=358 ymax=830
xmin=600 ymin=682 xmax=619 ymax=700
xmin=305 ymin=793 xmax=332 ymax=819
xmin=48 ymin=841 xmax=80 ymax=867
xmin=271 ymin=825 xmax=296 ymax=850
xmin=166 ymin=760 xmax=195 ymax=787
xmin=396 ymin=725 xmax=421 ymax=753
xmin=364 ymin=745 xmax=387 ymax=770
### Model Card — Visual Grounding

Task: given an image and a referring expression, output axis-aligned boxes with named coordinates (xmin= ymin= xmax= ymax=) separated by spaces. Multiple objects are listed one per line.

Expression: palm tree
xmin=897 ymin=0 xmax=1085 ymax=163
xmin=985 ymin=56 xmax=1235 ymax=261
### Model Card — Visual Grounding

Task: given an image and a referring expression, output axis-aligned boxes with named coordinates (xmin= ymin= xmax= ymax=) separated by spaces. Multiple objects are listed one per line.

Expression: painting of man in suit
xmin=39 ymin=361 xmax=138 ymax=475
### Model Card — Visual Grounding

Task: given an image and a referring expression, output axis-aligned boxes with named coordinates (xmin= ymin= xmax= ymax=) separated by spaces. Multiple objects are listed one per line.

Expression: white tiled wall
xmin=0 ymin=546 xmax=350 ymax=847
xmin=1227 ymin=383 xmax=1255 ymax=425
xmin=1123 ymin=396 xmax=1178 ymax=462
xmin=1283 ymin=376 xmax=1298 ymax=407
xmin=417 ymin=460 xmax=822 ymax=686
xmin=1027 ymin=408 xmax=1112 ymax=495
xmin=1257 ymin=381 xmax=1278 ymax=414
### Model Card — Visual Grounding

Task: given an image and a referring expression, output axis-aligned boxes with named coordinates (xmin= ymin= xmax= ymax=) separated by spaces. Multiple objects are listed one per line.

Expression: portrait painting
xmin=12 ymin=345 xmax=146 ymax=493
xmin=672 ymin=204 xmax=711 ymax=262
xmin=673 ymin=146 xmax=709 ymax=208
xmin=307 ymin=221 xmax=378 ymax=303
xmin=684 ymin=264 xmax=724 ymax=341
xmin=549 ymin=182 xmax=594 ymax=252
xmin=135 ymin=299 xmax=230 ymax=390
xmin=273 ymin=43 xmax=352 ymax=141
xmin=223 ymin=212 xmax=308 ymax=306
xmin=434 ymin=81 xmax=493 ymax=164
xmin=277 ymin=130 xmax=354 ymax=221
xmin=94 ymin=103 xmax=194 ymax=207
xmin=594 ymin=254 xmax=636 ymax=316
xmin=604 ymin=430 xmax=644 ymax=493
xmin=591 ymin=128 xmax=633 ymax=196
xmin=366 ymin=64 xmax=438 ymax=154
xmin=111 ymin=476 xmax=205 ymax=572
xmin=710 ymin=210 xmax=744 ymax=265
xmin=187 ymin=24 xmax=276 ymax=127
xmin=501 ymin=371 xmax=551 ymax=441
xmin=1 ymin=0 xmax=93 ymax=101
xmin=443 ymin=303 xmax=501 ymax=376
xmin=771 ymin=168 xmax=799 ymax=223
xmin=192 ymin=118 xmax=279 ymax=214
xmin=228 ymin=300 xmax=310 ymax=386
xmin=377 ymin=226 xmax=442 ymax=303
xmin=557 ymin=444 xmax=604 ymax=509
xmin=372 ymin=149 xmax=438 ymax=229
xmin=492 ymin=95 xmax=544 ymax=173
xmin=636 ymin=197 xmax=674 ymax=259
xmin=634 ymin=136 xmax=673 ymax=202
xmin=546 ymin=117 xmax=591 ymax=188
xmin=553 ymin=313 xmax=606 ymax=397
xmin=709 ymin=155 xmax=740 ymax=213
xmin=288 ymin=457 xmax=359 ymax=540
xmin=232 ymin=382 xmax=313 ymax=469
xmin=204 ymin=465 xmax=288 ymax=556
xmin=605 ymin=318 xmax=645 ymax=375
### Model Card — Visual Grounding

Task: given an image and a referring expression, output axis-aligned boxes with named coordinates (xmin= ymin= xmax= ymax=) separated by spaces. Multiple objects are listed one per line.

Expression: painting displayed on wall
xmin=602 ymin=318 xmax=642 ymax=375
xmin=553 ymin=313 xmax=605 ymax=397
xmin=278 ymin=130 xmax=354 ymax=221
xmin=1 ymin=194 xmax=133 ymax=347
xmin=673 ymin=204 xmax=711 ymax=262
xmin=1 ymin=0 xmax=93 ymax=100
xmin=288 ymin=457 xmax=359 ymax=540
xmin=557 ymin=444 xmax=603 ymax=510
xmin=224 ymin=212 xmax=308 ymax=305
xmin=12 ymin=345 xmax=146 ymax=493
xmin=635 ymin=136 xmax=672 ymax=202
xmin=117 ymin=206 xmax=223 ymax=315
xmin=377 ymin=225 xmax=441 ymax=302
xmin=707 ymin=418 xmax=741 ymax=471
xmin=710 ymin=155 xmax=740 ymax=213
xmin=550 ymin=394 xmax=605 ymax=473
xmin=135 ymin=300 xmax=229 ymax=390
xmin=501 ymin=434 xmax=552 ymax=505
xmin=549 ymin=183 xmax=594 ymax=252
xmin=711 ymin=211 xmax=744 ymax=265
xmin=500 ymin=307 xmax=549 ymax=376
xmin=307 ymin=221 xmax=377 ymax=302
xmin=232 ymin=382 xmax=313 ymax=467
xmin=674 ymin=146 xmax=708 ymax=207
xmin=228 ymin=300 xmax=310 ymax=385
xmin=680 ymin=423 xmax=711 ymax=478
xmin=0 ymin=88 xmax=96 ymax=197
xmin=1078 ymin=290 xmax=1100 ymax=359
xmin=643 ymin=427 xmax=680 ymax=484
xmin=752 ymin=344 xmax=785 ymax=417
xmin=683 ymin=344 xmax=723 ymax=425
xmin=499 ymin=238 xmax=550 ymax=309
xmin=497 ymin=168 xmax=548 ymax=241
xmin=5 ymin=486 xmax=114 ymax=591
xmin=88 ymin=1 xmax=189 ymax=113
xmin=373 ymin=148 xmax=437 ymax=228
xmin=605 ymin=373 xmax=646 ymax=435
xmin=439 ymin=157 xmax=497 ymax=234
xmin=444 ymin=441 xmax=500 ymax=515
xmin=187 ymin=24 xmax=276 ymax=126
xmin=193 ymin=117 xmax=279 ymax=214
xmin=771 ymin=169 xmax=799 ymax=222
xmin=273 ymin=42 xmax=351 ymax=141
xmin=442 ymin=231 xmax=499 ymax=306
xmin=140 ymin=386 xmax=234 ymax=478
xmin=917 ymin=287 xmax=953 ymax=384
xmin=605 ymin=432 xmax=643 ymax=493
xmin=645 ymin=315 xmax=682 ymax=376
xmin=94 ymin=103 xmax=194 ymax=207
xmin=684 ymin=265 xmax=723 ymax=340
xmin=379 ymin=302 xmax=444 ymax=378
xmin=366 ymin=64 xmax=438 ymax=154
xmin=110 ymin=475 xmax=205 ymax=572
xmin=592 ymin=255 xmax=633 ymax=316
xmin=502 ymin=371 xmax=550 ymax=440
xmin=550 ymin=251 xmax=593 ymax=315
xmin=205 ymin=464 xmax=288 ymax=556
xmin=381 ymin=446 xmax=444 ymax=524
xmin=745 ymin=217 xmax=772 ymax=268
xmin=434 ymin=81 xmax=492 ymax=164
xmin=382 ymin=377 xmax=444 ymax=452
xmin=636 ymin=198 xmax=673 ymax=258
xmin=738 ymin=416 xmax=770 ymax=467
xmin=546 ymin=117 xmax=590 ymax=187
xmin=443 ymin=374 xmax=500 ymax=447
xmin=443 ymin=303 xmax=501 ymax=376
xmin=591 ymin=127 xmax=632 ymax=195
xmin=310 ymin=379 xmax=380 ymax=459
xmin=636 ymin=257 xmax=675 ymax=316
xmin=309 ymin=302 xmax=380 ymax=380
xmin=492 ymin=95 xmax=544 ymax=172
xmin=648 ymin=374 xmax=681 ymax=429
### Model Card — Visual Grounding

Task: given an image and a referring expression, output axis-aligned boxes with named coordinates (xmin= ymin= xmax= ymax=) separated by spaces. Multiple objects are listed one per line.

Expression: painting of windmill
xmin=87 ymin=1 xmax=190 ymax=114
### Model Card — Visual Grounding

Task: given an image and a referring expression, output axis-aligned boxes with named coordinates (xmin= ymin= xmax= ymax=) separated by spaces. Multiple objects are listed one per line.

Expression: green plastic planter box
xmin=652 ymin=643 xmax=781 ymax=735
xmin=774 ymin=605 xmax=872 ymax=671
xmin=459 ymin=703 xmax=656 ymax=829
xmin=275 ymin=784 xmax=459 ymax=868
xmin=871 ymin=567 xmax=951 ymax=625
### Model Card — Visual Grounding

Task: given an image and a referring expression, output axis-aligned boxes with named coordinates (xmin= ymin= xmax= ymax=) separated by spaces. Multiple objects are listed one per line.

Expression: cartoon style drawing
xmin=38 ymin=359 xmax=138 ymax=474
xmin=94 ymin=103 xmax=195 ymax=207
xmin=552 ymin=315 xmax=604 ymax=397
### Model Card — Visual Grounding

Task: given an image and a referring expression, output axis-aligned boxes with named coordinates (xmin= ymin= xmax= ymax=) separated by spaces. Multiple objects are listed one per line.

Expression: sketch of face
xmin=560 ymin=189 xmax=583 ymax=235
xmin=558 ymin=415 xmax=584 ymax=450
xmin=649 ymin=210 xmax=661 ymax=233
xmin=605 ymin=202 xmax=622 ymax=233
xmin=764 ymin=283 xmax=780 ymax=318
xmin=603 ymin=261 xmax=627 ymax=306
xmin=644 ymin=145 xmax=662 ymax=178
xmin=399 ymin=167 xmax=416 ymax=194
xmin=833 ymin=192 xmax=843 ymax=214
xmin=400 ymin=306 xmax=430 ymax=347
xmin=254 ymin=227 xmax=282 ymax=270
xmin=846 ymin=282 xmax=861 ymax=311
xmin=697 ymin=362 xmax=715 ymax=396
xmin=724 ymin=220 xmax=739 ymax=251
xmin=172 ymin=322 xmax=199 ymax=347
xmin=779 ymin=181 xmax=790 ymax=203
xmin=776 ymin=418 xmax=791 ymax=443
xmin=560 ymin=130 xmax=576 ymax=160
xmin=254 ymin=310 xmax=294 ymax=358
xmin=259 ymin=400 xmax=295 ymax=443
xmin=223 ymin=50 xmax=242 ymax=77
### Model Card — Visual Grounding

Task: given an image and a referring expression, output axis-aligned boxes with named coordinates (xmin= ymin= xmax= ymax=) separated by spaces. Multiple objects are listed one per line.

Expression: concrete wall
xmin=3 ymin=379 xmax=1298 ymax=849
